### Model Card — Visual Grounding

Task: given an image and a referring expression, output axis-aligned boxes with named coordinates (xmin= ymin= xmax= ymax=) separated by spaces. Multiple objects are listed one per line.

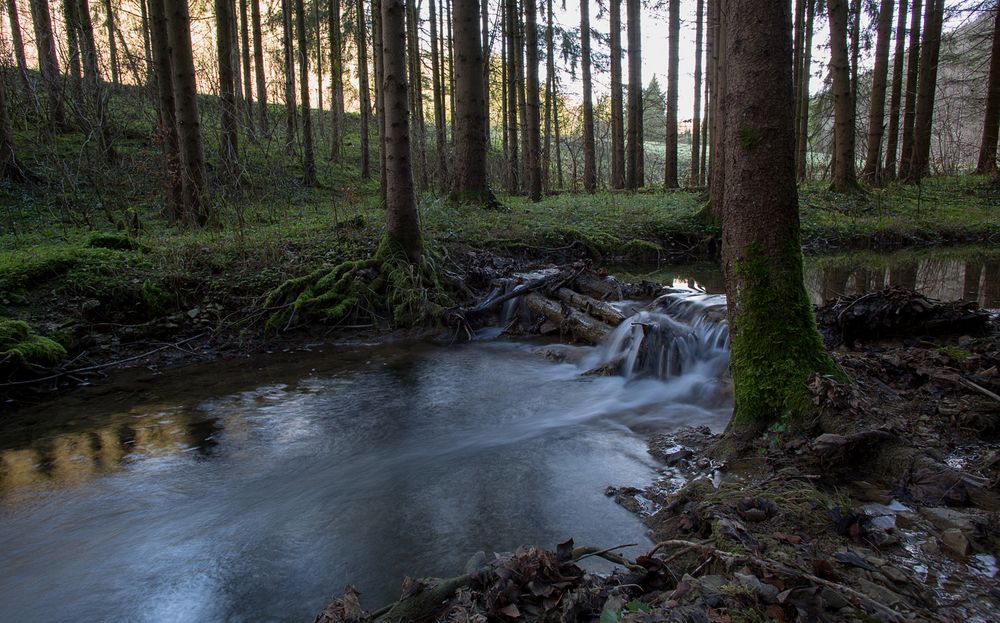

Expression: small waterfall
xmin=583 ymin=288 xmax=730 ymax=382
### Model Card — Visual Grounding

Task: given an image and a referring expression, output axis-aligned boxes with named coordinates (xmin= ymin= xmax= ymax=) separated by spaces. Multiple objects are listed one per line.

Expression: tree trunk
xmin=63 ymin=0 xmax=84 ymax=106
xmin=609 ymin=0 xmax=625 ymax=189
xmin=514 ymin=0 xmax=528 ymax=190
xmin=664 ymin=0 xmax=679 ymax=189
xmin=0 ymin=64 xmax=23 ymax=180
xmin=690 ymin=0 xmax=704 ymax=187
xmin=482 ymin=0 xmax=491 ymax=146
xmin=429 ymin=0 xmax=447 ymax=189
xmin=828 ymin=0 xmax=858 ymax=192
xmin=850 ymin=0 xmax=861 ymax=122
xmin=708 ymin=0 xmax=726 ymax=216
xmin=795 ymin=0 xmax=815 ymax=179
xmin=148 ymin=0 xmax=184 ymax=221
xmin=164 ymin=0 xmax=209 ymax=225
xmin=524 ymin=0 xmax=542 ymax=201
xmin=282 ymin=0 xmax=297 ymax=154
xmin=329 ymin=0 xmax=343 ymax=159
xmin=553 ymin=72 xmax=563 ymax=189
xmin=452 ymin=0 xmax=488 ymax=201
xmin=543 ymin=0 xmax=554 ymax=192
xmin=251 ymin=0 xmax=269 ymax=132
xmin=216 ymin=0 xmax=241 ymax=175
xmin=406 ymin=0 xmax=428 ymax=190
xmin=897 ymin=0 xmax=923 ymax=179
xmin=356 ymin=0 xmax=371 ymax=179
xmin=295 ymin=0 xmax=316 ymax=184
xmin=793 ymin=0 xmax=805 ymax=150
xmin=140 ymin=0 xmax=153 ymax=85
xmin=883 ymin=0 xmax=909 ymax=181
xmin=101 ymin=0 xmax=120 ymax=85
xmin=239 ymin=0 xmax=254 ymax=129
xmin=446 ymin=0 xmax=456 ymax=144
xmin=904 ymin=0 xmax=944 ymax=183
xmin=313 ymin=0 xmax=324 ymax=140
xmin=373 ymin=0 xmax=387 ymax=201
xmin=504 ymin=0 xmax=519 ymax=192
xmin=6 ymin=0 xmax=31 ymax=97
xmin=699 ymin=65 xmax=709 ymax=186
xmin=721 ymin=0 xmax=834 ymax=430
xmin=580 ymin=0 xmax=596 ymax=193
xmin=625 ymin=0 xmax=642 ymax=190
xmin=976 ymin=6 xmax=1000 ymax=174
xmin=380 ymin=0 xmax=422 ymax=263
xmin=76 ymin=0 xmax=113 ymax=159
xmin=861 ymin=0 xmax=895 ymax=182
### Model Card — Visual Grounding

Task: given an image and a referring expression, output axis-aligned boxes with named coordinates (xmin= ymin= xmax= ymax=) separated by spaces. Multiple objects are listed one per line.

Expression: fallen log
xmin=523 ymin=293 xmax=613 ymax=344
xmin=574 ymin=273 xmax=623 ymax=301
xmin=554 ymin=287 xmax=627 ymax=326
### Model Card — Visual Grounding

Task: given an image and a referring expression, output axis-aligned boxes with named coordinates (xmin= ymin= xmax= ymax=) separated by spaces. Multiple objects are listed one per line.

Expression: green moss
xmin=0 ymin=318 xmax=67 ymax=368
xmin=86 ymin=232 xmax=136 ymax=251
xmin=0 ymin=246 xmax=135 ymax=296
xmin=728 ymin=238 xmax=838 ymax=429
xmin=937 ymin=346 xmax=969 ymax=362
xmin=141 ymin=280 xmax=173 ymax=316
xmin=738 ymin=126 xmax=761 ymax=150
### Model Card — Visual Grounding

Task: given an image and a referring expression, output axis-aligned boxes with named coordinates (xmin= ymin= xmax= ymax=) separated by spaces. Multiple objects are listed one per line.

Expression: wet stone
xmin=940 ymin=529 xmax=972 ymax=557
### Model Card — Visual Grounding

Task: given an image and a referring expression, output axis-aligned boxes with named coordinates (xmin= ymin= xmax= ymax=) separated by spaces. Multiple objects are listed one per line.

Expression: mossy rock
xmin=0 ymin=318 xmax=67 ymax=369
xmin=86 ymin=232 xmax=138 ymax=251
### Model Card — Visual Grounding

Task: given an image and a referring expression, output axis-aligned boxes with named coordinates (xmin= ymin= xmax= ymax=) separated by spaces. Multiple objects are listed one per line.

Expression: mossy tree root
xmin=264 ymin=236 xmax=454 ymax=332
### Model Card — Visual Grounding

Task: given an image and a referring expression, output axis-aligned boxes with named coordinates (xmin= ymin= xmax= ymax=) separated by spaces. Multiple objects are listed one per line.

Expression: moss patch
xmin=0 ymin=318 xmax=67 ymax=369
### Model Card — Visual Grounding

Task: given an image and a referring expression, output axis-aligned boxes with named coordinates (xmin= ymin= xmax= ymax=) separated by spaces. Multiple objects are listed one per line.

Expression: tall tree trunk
xmin=898 ymin=0 xmax=923 ymax=178
xmin=148 ymin=0 xmax=183 ymax=221
xmin=905 ymin=0 xmax=943 ymax=183
xmin=446 ymin=0 xmax=456 ymax=144
xmin=504 ymin=0 xmax=519 ymax=192
xmin=699 ymin=69 xmax=709 ymax=186
xmin=373 ymin=0 xmax=387 ymax=201
xmin=849 ymin=0 xmax=861 ymax=121
xmin=793 ymin=0 xmax=805 ymax=147
xmin=453 ymin=0 xmax=489 ymax=201
xmin=721 ymin=0 xmax=834 ymax=431
xmin=690 ymin=0 xmax=704 ymax=187
xmin=329 ymin=0 xmax=343 ymax=159
xmin=543 ymin=0 xmax=554 ymax=192
xmin=251 ymin=0 xmax=269 ymax=132
xmin=708 ymin=0 xmax=726 ymax=215
xmin=356 ymin=0 xmax=371 ymax=179
xmin=883 ymin=0 xmax=909 ymax=181
xmin=164 ymin=0 xmax=208 ymax=225
xmin=524 ymin=0 xmax=542 ymax=201
xmin=406 ymin=0 xmax=428 ymax=190
xmin=482 ymin=0 xmax=491 ymax=145
xmin=282 ymin=0 xmax=297 ymax=153
xmin=515 ymin=0 xmax=527 ymax=189
xmin=76 ymin=0 xmax=113 ymax=159
xmin=976 ymin=5 xmax=1000 ymax=174
xmin=380 ymin=0 xmax=422 ymax=262
xmin=6 ymin=0 xmax=32 ymax=96
xmin=795 ymin=0 xmax=815 ymax=179
xmin=239 ymin=0 xmax=254 ymax=129
xmin=63 ymin=0 xmax=84 ymax=106
xmin=429 ymin=0 xmax=447 ymax=188
xmin=30 ymin=0 xmax=66 ymax=132
xmin=295 ymin=0 xmax=316 ymax=184
xmin=580 ymin=0 xmax=596 ymax=193
xmin=313 ymin=0 xmax=323 ymax=140
xmin=553 ymin=72 xmax=563 ymax=188
xmin=101 ymin=0 xmax=120 ymax=85
xmin=141 ymin=0 xmax=153 ymax=85
xmin=664 ymin=0 xmax=679 ymax=188
xmin=216 ymin=0 xmax=241 ymax=175
xmin=828 ymin=0 xmax=858 ymax=191
xmin=0 ymin=59 xmax=24 ymax=179
xmin=609 ymin=0 xmax=625 ymax=189
xmin=861 ymin=0 xmax=895 ymax=182
xmin=625 ymin=0 xmax=642 ymax=190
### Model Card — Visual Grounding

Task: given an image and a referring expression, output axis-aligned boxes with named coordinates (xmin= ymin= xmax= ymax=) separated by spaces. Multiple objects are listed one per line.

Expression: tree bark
xmin=239 ymin=0 xmax=254 ymax=129
xmin=373 ymin=0 xmax=387 ymax=201
xmin=580 ymin=0 xmax=596 ymax=193
xmin=76 ymin=0 xmax=113 ymax=159
xmin=282 ymin=0 xmax=297 ymax=154
xmin=690 ymin=0 xmax=704 ymax=187
xmin=721 ymin=0 xmax=834 ymax=429
xmin=101 ymin=0 xmax=120 ymax=85
xmin=380 ymin=0 xmax=422 ymax=263
xmin=63 ymin=0 xmax=84 ymax=105
xmin=163 ymin=0 xmax=209 ymax=225
xmin=904 ymin=0 xmax=944 ymax=183
xmin=828 ymin=0 xmax=858 ymax=191
xmin=514 ymin=0 xmax=528 ymax=190
xmin=795 ymin=0 xmax=815 ymax=179
xmin=503 ymin=0 xmax=518 ymax=192
xmin=295 ymin=0 xmax=316 ymax=184
xmin=883 ymin=0 xmax=909 ymax=181
xmin=0 ymin=64 xmax=23 ymax=180
xmin=861 ymin=0 xmax=895 ymax=182
xmin=976 ymin=6 xmax=1000 ymax=174
xmin=356 ymin=0 xmax=371 ymax=179
xmin=6 ymin=0 xmax=31 ymax=96
xmin=406 ymin=0 xmax=427 ymax=190
xmin=524 ymin=0 xmax=542 ymax=201
xmin=897 ymin=0 xmax=923 ymax=179
xmin=216 ymin=0 xmax=241 ymax=175
xmin=482 ymin=0 xmax=491 ymax=146
xmin=625 ymin=0 xmax=642 ymax=190
xmin=664 ymin=0 xmax=679 ymax=189
xmin=328 ymin=0 xmax=342 ymax=157
xmin=609 ymin=0 xmax=625 ymax=189
xmin=708 ymin=0 xmax=727 ymax=216
xmin=148 ymin=0 xmax=184 ymax=221
xmin=553 ymin=72 xmax=563 ymax=188
xmin=140 ymin=0 xmax=153 ymax=85
xmin=452 ymin=0 xmax=489 ymax=201
xmin=251 ymin=0 xmax=269 ymax=132
xmin=543 ymin=0 xmax=554 ymax=192
xmin=429 ymin=0 xmax=447 ymax=189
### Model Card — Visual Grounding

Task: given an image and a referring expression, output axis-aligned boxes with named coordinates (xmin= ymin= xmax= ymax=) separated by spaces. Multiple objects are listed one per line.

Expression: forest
xmin=1 ymin=0 xmax=1000 ymax=621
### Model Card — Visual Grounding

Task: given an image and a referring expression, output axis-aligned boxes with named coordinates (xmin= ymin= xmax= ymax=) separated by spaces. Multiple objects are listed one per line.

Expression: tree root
xmin=264 ymin=237 xmax=454 ymax=331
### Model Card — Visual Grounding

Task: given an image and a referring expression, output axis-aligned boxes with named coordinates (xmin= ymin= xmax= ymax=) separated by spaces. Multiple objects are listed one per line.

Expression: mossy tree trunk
xmin=380 ymin=0 xmax=422 ymax=263
xmin=452 ymin=0 xmax=489 ymax=201
xmin=526 ymin=0 xmax=542 ymax=202
xmin=828 ymin=0 xmax=858 ymax=192
xmin=708 ymin=0 xmax=727 ymax=217
xmin=580 ymin=0 xmax=596 ymax=193
xmin=0 ymin=68 xmax=23 ymax=179
xmin=721 ymin=0 xmax=835 ymax=431
xmin=795 ymin=0 xmax=815 ymax=180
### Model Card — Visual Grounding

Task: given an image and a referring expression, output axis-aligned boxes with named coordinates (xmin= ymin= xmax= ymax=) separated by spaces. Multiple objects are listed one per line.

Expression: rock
xmin=940 ymin=529 xmax=971 ymax=557
xmin=857 ymin=578 xmax=906 ymax=608
xmin=920 ymin=507 xmax=977 ymax=534
xmin=734 ymin=571 xmax=779 ymax=603
xmin=880 ymin=565 xmax=908 ymax=584
xmin=819 ymin=586 xmax=851 ymax=610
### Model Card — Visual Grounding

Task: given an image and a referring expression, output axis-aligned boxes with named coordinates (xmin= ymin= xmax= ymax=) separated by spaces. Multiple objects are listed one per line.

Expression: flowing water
xmin=1 ymin=246 xmax=996 ymax=622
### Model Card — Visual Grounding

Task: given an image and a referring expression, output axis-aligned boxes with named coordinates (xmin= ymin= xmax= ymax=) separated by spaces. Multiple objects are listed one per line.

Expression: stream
xmin=0 ymin=246 xmax=997 ymax=622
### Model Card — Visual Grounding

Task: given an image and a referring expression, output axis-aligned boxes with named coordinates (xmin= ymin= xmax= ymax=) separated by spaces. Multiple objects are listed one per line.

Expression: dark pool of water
xmin=0 ymin=339 xmax=730 ymax=622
